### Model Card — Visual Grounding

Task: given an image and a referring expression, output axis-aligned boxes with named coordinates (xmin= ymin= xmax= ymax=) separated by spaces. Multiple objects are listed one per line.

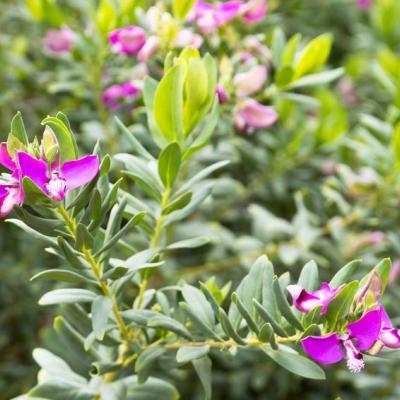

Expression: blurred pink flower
xmin=235 ymin=99 xmax=278 ymax=133
xmin=241 ymin=0 xmax=267 ymax=24
xmin=175 ymin=29 xmax=204 ymax=48
xmin=356 ymin=0 xmax=372 ymax=9
xmin=102 ymin=82 xmax=141 ymax=111
xmin=138 ymin=36 xmax=160 ymax=63
xmin=45 ymin=27 xmax=75 ymax=54
xmin=108 ymin=26 xmax=146 ymax=56
xmin=367 ymin=231 xmax=385 ymax=245
xmin=234 ymin=64 xmax=267 ymax=97
xmin=194 ymin=0 xmax=243 ymax=33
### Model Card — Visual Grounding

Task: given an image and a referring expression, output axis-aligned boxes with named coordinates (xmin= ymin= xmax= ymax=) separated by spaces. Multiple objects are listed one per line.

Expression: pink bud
xmin=216 ymin=84 xmax=228 ymax=104
xmin=389 ymin=261 xmax=400 ymax=286
xmin=195 ymin=0 xmax=242 ymax=33
xmin=45 ymin=27 xmax=75 ymax=54
xmin=235 ymin=99 xmax=278 ymax=133
xmin=108 ymin=26 xmax=146 ymax=56
xmin=175 ymin=30 xmax=204 ymax=49
xmin=102 ymin=82 xmax=141 ymax=111
xmin=234 ymin=64 xmax=267 ymax=97
xmin=138 ymin=36 xmax=160 ymax=63
xmin=241 ymin=0 xmax=268 ymax=24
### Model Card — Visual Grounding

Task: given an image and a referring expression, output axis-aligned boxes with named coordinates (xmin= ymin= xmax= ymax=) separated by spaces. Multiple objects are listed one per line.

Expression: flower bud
xmin=108 ymin=26 xmax=146 ymax=56
xmin=102 ymin=82 xmax=141 ymax=111
xmin=41 ymin=126 xmax=59 ymax=165
xmin=45 ymin=27 xmax=75 ymax=54
xmin=241 ymin=0 xmax=268 ymax=24
xmin=233 ymin=64 xmax=267 ymax=97
xmin=234 ymin=99 xmax=277 ymax=133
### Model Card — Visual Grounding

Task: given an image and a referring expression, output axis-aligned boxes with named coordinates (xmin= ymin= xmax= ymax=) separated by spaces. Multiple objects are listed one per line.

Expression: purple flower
xmin=108 ymin=26 xmax=146 ymax=56
xmin=234 ymin=64 xmax=267 ymax=97
xmin=216 ymin=84 xmax=228 ymax=104
xmin=378 ymin=305 xmax=400 ymax=349
xmin=102 ymin=82 xmax=141 ymax=111
xmin=356 ymin=0 xmax=372 ymax=9
xmin=302 ymin=309 xmax=381 ymax=373
xmin=45 ymin=27 xmax=75 ymax=54
xmin=138 ymin=36 xmax=160 ymax=63
xmin=287 ymin=282 xmax=342 ymax=315
xmin=17 ymin=151 xmax=99 ymax=202
xmin=234 ymin=99 xmax=277 ymax=133
xmin=194 ymin=0 xmax=242 ymax=33
xmin=241 ymin=0 xmax=268 ymax=24
xmin=0 ymin=143 xmax=23 ymax=216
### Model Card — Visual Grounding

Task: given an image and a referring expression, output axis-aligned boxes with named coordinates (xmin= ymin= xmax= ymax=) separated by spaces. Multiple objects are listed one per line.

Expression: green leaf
xmin=273 ymin=277 xmax=303 ymax=331
xmin=183 ymin=58 xmax=209 ymax=136
xmin=192 ymin=357 xmax=212 ymax=400
xmin=154 ymin=64 xmax=184 ymax=143
xmin=158 ymin=143 xmax=182 ymax=189
xmin=330 ymin=259 xmax=362 ymax=288
xmin=115 ymin=154 xmax=163 ymax=200
xmin=177 ymin=160 xmax=229 ymax=195
xmin=147 ymin=315 xmax=193 ymax=340
xmin=135 ymin=346 xmax=166 ymax=383
xmin=289 ymin=67 xmax=344 ymax=89
xmin=92 ymin=296 xmax=113 ymax=340
xmin=39 ymin=289 xmax=97 ymax=305
xmin=231 ymin=292 xmax=259 ymax=334
xmin=117 ymin=376 xmax=179 ymax=400
xmin=173 ymin=0 xmax=196 ymax=20
xmin=253 ymin=299 xmax=288 ymax=337
xmin=22 ymin=176 xmax=53 ymax=206
xmin=218 ymin=307 xmax=246 ymax=345
xmin=143 ymin=77 xmax=167 ymax=149
xmin=229 ymin=256 xmax=267 ymax=328
xmin=7 ymin=219 xmax=56 ymax=245
xmin=262 ymin=345 xmax=326 ymax=380
xmin=294 ymin=33 xmax=333 ymax=79
xmin=176 ymin=345 xmax=210 ymax=363
xmin=30 ymin=269 xmax=95 ymax=285
xmin=258 ymin=323 xmax=277 ymax=349
xmin=10 ymin=111 xmax=29 ymax=144
xmin=94 ymin=211 xmax=146 ymax=257
xmin=28 ymin=379 xmax=96 ymax=400
xmin=271 ymin=28 xmax=286 ymax=67
xmin=115 ymin=116 xmax=154 ymax=161
xmin=325 ymin=281 xmax=359 ymax=330
xmin=166 ymin=237 xmax=210 ymax=250
xmin=162 ymin=191 xmax=193 ymax=215
xmin=298 ymin=260 xmax=319 ymax=291
xmin=183 ymin=98 xmax=219 ymax=160
xmin=32 ymin=348 xmax=86 ymax=384
xmin=57 ymin=237 xmax=89 ymax=270
xmin=282 ymin=33 xmax=301 ymax=66
xmin=41 ymin=116 xmax=78 ymax=164
xmin=182 ymin=285 xmax=215 ymax=328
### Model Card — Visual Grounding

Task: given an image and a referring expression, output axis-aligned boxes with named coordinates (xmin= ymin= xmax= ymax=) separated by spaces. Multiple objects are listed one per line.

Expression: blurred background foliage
xmin=1 ymin=0 xmax=400 ymax=399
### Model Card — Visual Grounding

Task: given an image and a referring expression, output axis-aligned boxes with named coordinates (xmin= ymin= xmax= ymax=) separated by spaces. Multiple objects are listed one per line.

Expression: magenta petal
xmin=61 ymin=155 xmax=99 ymax=191
xmin=378 ymin=305 xmax=393 ymax=329
xmin=17 ymin=151 xmax=49 ymax=193
xmin=379 ymin=328 xmax=400 ymax=348
xmin=301 ymin=333 xmax=344 ymax=364
xmin=0 ymin=143 xmax=16 ymax=171
xmin=287 ymin=285 xmax=320 ymax=313
xmin=347 ymin=309 xmax=382 ymax=351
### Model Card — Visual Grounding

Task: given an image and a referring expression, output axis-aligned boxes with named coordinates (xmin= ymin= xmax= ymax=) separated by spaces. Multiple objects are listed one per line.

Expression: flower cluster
xmin=289 ymin=275 xmax=400 ymax=373
xmin=0 ymin=129 xmax=99 ymax=217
